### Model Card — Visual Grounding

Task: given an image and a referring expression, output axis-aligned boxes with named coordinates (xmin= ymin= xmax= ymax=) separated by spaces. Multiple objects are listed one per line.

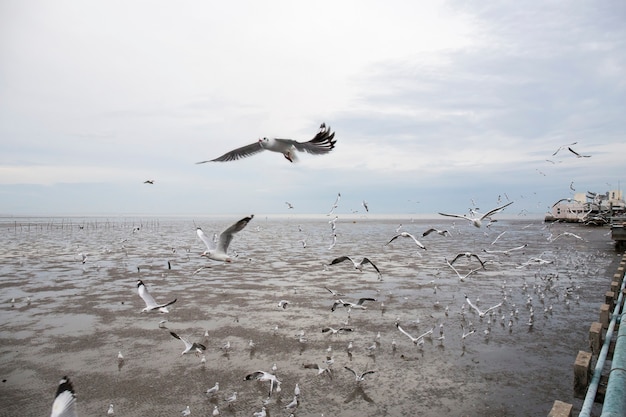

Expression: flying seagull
xmin=197 ymin=123 xmax=336 ymax=163
xmin=143 ymin=180 xmax=154 ymax=184
xmin=385 ymin=231 xmax=426 ymax=250
xmin=170 ymin=331 xmax=207 ymax=355
xmin=396 ymin=323 xmax=434 ymax=346
xmin=332 ymin=297 xmax=377 ymax=311
xmin=50 ymin=376 xmax=77 ymax=417
xmin=329 ymin=256 xmax=382 ymax=280
xmin=448 ymin=252 xmax=486 ymax=269
xmin=568 ymin=147 xmax=591 ymax=158
xmin=422 ymin=228 xmax=450 ymax=237
xmin=244 ymin=370 xmax=282 ymax=397
xmin=445 ymin=259 xmax=481 ymax=282
xmin=464 ymin=294 xmax=502 ymax=318
xmin=137 ymin=280 xmax=177 ymax=313
xmin=438 ymin=201 xmax=513 ymax=228
xmin=552 ymin=141 xmax=577 ymax=156
xmin=197 ymin=215 xmax=254 ymax=262
xmin=344 ymin=366 xmax=375 ymax=382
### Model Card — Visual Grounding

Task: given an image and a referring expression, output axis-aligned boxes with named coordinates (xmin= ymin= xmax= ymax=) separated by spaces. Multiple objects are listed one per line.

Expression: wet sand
xmin=0 ymin=216 xmax=620 ymax=416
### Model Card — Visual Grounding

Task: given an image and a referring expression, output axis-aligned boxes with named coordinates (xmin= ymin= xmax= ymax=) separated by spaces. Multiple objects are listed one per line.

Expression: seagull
xmin=362 ymin=200 xmax=369 ymax=212
xmin=385 ymin=231 xmax=426 ymax=250
xmin=438 ymin=201 xmax=513 ymax=228
xmin=445 ymin=259 xmax=481 ymax=282
xmin=143 ymin=180 xmax=154 ymax=184
xmin=137 ymin=280 xmax=177 ymax=313
xmin=244 ymin=371 xmax=282 ymax=397
xmin=568 ymin=147 xmax=591 ymax=158
xmin=107 ymin=404 xmax=114 ymax=415
xmin=284 ymin=395 xmax=299 ymax=410
xmin=303 ymin=363 xmax=333 ymax=378
xmin=344 ymin=366 xmax=375 ymax=382
xmin=169 ymin=331 xmax=207 ymax=355
xmin=553 ymin=141 xmax=577 ymax=156
xmin=396 ymin=323 xmax=434 ymax=346
xmin=322 ymin=327 xmax=353 ymax=335
xmin=196 ymin=215 xmax=254 ymax=262
xmin=329 ymin=256 xmax=382 ymax=280
xmin=422 ymin=228 xmax=450 ymax=237
xmin=277 ymin=300 xmax=289 ymax=309
xmin=224 ymin=391 xmax=238 ymax=406
xmin=50 ymin=376 xmax=77 ymax=417
xmin=197 ymin=123 xmax=336 ymax=163
xmin=324 ymin=287 xmax=345 ymax=297
xmin=328 ymin=193 xmax=341 ymax=215
xmin=549 ymin=232 xmax=584 ymax=242
xmin=464 ymin=294 xmax=502 ymax=318
xmin=252 ymin=406 xmax=267 ymax=417
xmin=182 ymin=405 xmax=191 ymax=416
xmin=482 ymin=244 xmax=527 ymax=256
xmin=448 ymin=252 xmax=486 ymax=269
xmin=333 ymin=297 xmax=377 ymax=311
xmin=206 ymin=382 xmax=219 ymax=396
xmin=285 ymin=201 xmax=294 ymax=209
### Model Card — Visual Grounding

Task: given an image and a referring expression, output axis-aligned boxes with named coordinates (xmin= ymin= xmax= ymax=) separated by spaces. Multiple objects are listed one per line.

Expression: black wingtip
xmin=55 ymin=376 xmax=75 ymax=397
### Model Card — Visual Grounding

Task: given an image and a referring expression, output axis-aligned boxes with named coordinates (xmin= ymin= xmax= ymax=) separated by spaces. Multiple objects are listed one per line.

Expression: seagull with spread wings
xmin=170 ymin=331 xmax=207 ymax=355
xmin=395 ymin=323 xmax=435 ymax=346
xmin=329 ymin=256 xmax=382 ymax=280
xmin=385 ymin=231 xmax=426 ymax=250
xmin=344 ymin=366 xmax=375 ymax=382
xmin=196 ymin=215 xmax=253 ymax=262
xmin=137 ymin=280 xmax=177 ymax=313
xmin=439 ymin=201 xmax=513 ymax=228
xmin=50 ymin=376 xmax=77 ymax=417
xmin=197 ymin=123 xmax=336 ymax=163
xmin=464 ymin=294 xmax=502 ymax=318
xmin=244 ymin=370 xmax=282 ymax=397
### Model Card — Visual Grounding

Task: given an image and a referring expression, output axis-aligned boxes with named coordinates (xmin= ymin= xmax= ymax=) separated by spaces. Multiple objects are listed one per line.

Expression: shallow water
xmin=0 ymin=215 xmax=619 ymax=416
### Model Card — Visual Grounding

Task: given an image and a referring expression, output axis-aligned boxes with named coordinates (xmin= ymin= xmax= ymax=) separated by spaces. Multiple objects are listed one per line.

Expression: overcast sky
xmin=1 ymin=1 xmax=624 ymax=217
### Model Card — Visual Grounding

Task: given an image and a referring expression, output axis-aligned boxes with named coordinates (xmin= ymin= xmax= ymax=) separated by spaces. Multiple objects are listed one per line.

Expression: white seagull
xmin=482 ymin=244 xmax=528 ymax=255
xmin=385 ymin=231 xmax=426 ymax=250
xmin=396 ymin=323 xmax=434 ymax=346
xmin=332 ymin=297 xmax=377 ymax=312
xmin=553 ymin=141 xmax=577 ymax=156
xmin=50 ymin=376 xmax=77 ymax=417
xmin=445 ymin=259 xmax=481 ymax=282
xmin=196 ymin=215 xmax=254 ymax=262
xmin=448 ymin=252 xmax=486 ymax=269
xmin=438 ymin=201 xmax=513 ymax=228
xmin=329 ymin=256 xmax=382 ymax=280
xmin=344 ymin=366 xmax=375 ymax=382
xmin=422 ymin=228 xmax=450 ymax=237
xmin=197 ymin=123 xmax=336 ymax=163
xmin=244 ymin=370 xmax=282 ymax=397
xmin=137 ymin=280 xmax=177 ymax=313
xmin=206 ymin=382 xmax=219 ymax=396
xmin=464 ymin=294 xmax=502 ymax=318
xmin=169 ymin=331 xmax=207 ymax=355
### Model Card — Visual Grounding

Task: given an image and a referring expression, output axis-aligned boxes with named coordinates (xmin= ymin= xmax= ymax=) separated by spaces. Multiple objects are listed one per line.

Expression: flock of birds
xmin=36 ymin=128 xmax=605 ymax=416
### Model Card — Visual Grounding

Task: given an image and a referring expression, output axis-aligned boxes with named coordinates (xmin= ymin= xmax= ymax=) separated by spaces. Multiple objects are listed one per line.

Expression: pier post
xmin=548 ymin=400 xmax=572 ymax=417
xmin=605 ymin=291 xmax=615 ymax=309
xmin=600 ymin=304 xmax=610 ymax=329
xmin=574 ymin=351 xmax=592 ymax=397
xmin=589 ymin=322 xmax=603 ymax=355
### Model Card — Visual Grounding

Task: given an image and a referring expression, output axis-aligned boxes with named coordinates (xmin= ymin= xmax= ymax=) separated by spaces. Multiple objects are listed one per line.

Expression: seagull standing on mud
xmin=136 ymin=280 xmax=177 ymax=313
xmin=196 ymin=215 xmax=253 ymax=262
xmin=197 ymin=123 xmax=336 ymax=163
xmin=438 ymin=201 xmax=513 ymax=228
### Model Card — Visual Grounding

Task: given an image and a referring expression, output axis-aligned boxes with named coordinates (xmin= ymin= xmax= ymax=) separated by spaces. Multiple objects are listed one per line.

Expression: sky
xmin=1 ymin=0 xmax=624 ymax=217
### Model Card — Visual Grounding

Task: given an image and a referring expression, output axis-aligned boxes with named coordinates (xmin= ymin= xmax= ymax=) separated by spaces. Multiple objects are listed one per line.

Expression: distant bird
xmin=117 ymin=351 xmax=124 ymax=361
xmin=143 ymin=180 xmax=154 ymax=184
xmin=169 ymin=331 xmax=207 ymax=355
xmin=182 ymin=405 xmax=191 ymax=416
xmin=244 ymin=371 xmax=281 ymax=397
xmin=137 ymin=280 xmax=177 ymax=313
xmin=422 ymin=228 xmax=449 ymax=237
xmin=344 ymin=366 xmax=375 ymax=382
xmin=448 ymin=252 xmax=486 ymax=269
xmin=107 ymin=403 xmax=115 ymax=415
xmin=385 ymin=231 xmax=426 ymax=250
xmin=568 ymin=147 xmax=591 ymax=158
xmin=224 ymin=391 xmax=238 ymax=406
xmin=553 ymin=141 xmax=577 ymax=156
xmin=284 ymin=395 xmax=299 ymax=410
xmin=197 ymin=123 xmax=336 ymax=163
xmin=329 ymin=256 xmax=382 ymax=280
xmin=277 ymin=300 xmax=289 ymax=309
xmin=445 ymin=259 xmax=481 ymax=282
xmin=362 ymin=200 xmax=369 ymax=212
xmin=328 ymin=193 xmax=341 ymax=215
xmin=303 ymin=363 xmax=333 ymax=378
xmin=439 ymin=201 xmax=513 ymax=228
xmin=549 ymin=232 xmax=584 ymax=242
xmin=322 ymin=326 xmax=353 ymax=335
xmin=324 ymin=286 xmax=345 ymax=297
xmin=196 ymin=215 xmax=254 ymax=262
xmin=285 ymin=202 xmax=294 ymax=209
xmin=50 ymin=376 xmax=77 ymax=417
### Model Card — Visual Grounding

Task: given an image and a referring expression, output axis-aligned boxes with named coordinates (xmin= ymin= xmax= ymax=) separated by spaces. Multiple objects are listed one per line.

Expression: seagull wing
xmin=170 ymin=331 xmax=193 ymax=350
xmin=217 ymin=215 xmax=254 ymax=254
xmin=422 ymin=228 xmax=436 ymax=237
xmin=395 ymin=323 xmax=416 ymax=342
xmin=480 ymin=201 xmax=514 ymax=220
xmin=137 ymin=281 xmax=159 ymax=309
xmin=464 ymin=295 xmax=483 ymax=316
xmin=360 ymin=370 xmax=376 ymax=379
xmin=330 ymin=256 xmax=352 ymax=266
xmin=439 ymin=212 xmax=474 ymax=223
xmin=50 ymin=377 xmax=77 ymax=417
xmin=405 ymin=232 xmax=426 ymax=249
xmin=385 ymin=234 xmax=402 ymax=245
xmin=276 ymin=124 xmax=336 ymax=155
xmin=482 ymin=302 xmax=503 ymax=315
xmin=197 ymin=227 xmax=216 ymax=251
xmin=360 ymin=257 xmax=381 ymax=276
xmin=356 ymin=297 xmax=376 ymax=305
xmin=470 ymin=253 xmax=486 ymax=269
xmin=344 ymin=366 xmax=358 ymax=378
xmin=197 ymin=141 xmax=264 ymax=163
